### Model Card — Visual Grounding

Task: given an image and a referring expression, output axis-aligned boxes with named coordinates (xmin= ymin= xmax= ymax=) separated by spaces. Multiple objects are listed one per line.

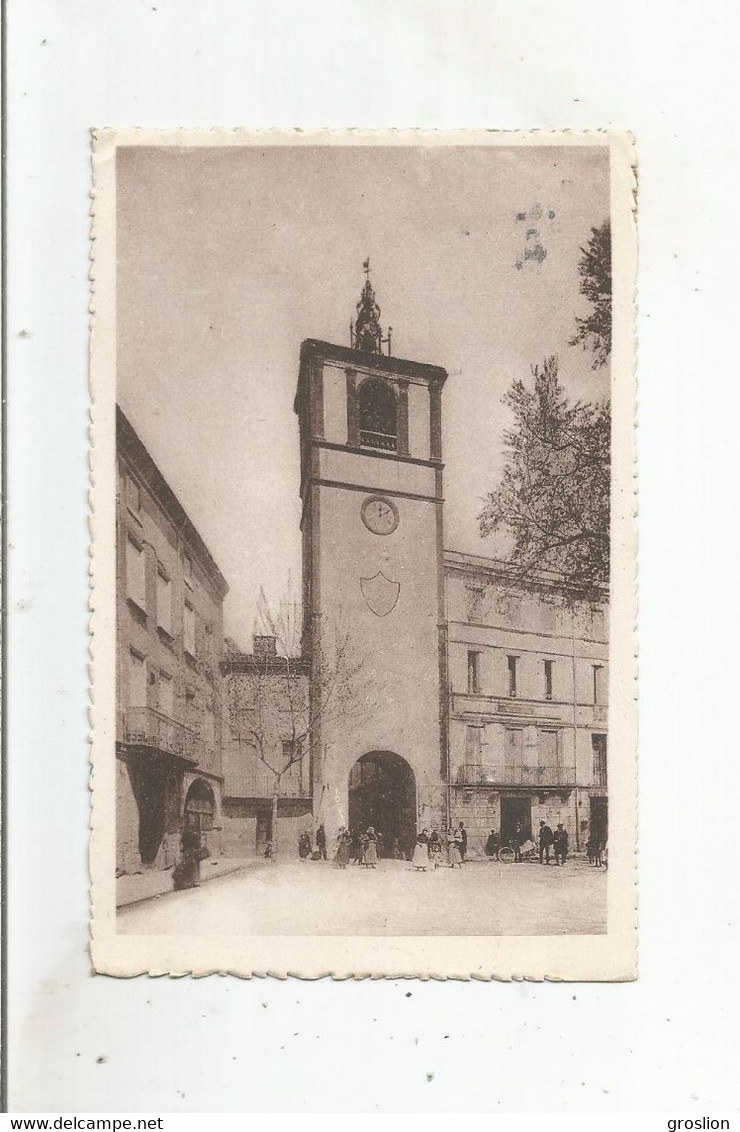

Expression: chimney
xmin=253 ymin=634 xmax=277 ymax=660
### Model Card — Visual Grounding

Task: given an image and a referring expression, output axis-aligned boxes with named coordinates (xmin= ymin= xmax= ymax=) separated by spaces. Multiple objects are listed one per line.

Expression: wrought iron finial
xmin=350 ymin=258 xmax=393 ymax=355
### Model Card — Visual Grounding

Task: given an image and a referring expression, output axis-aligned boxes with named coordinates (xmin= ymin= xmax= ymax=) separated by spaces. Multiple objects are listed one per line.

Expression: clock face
xmin=361 ymin=495 xmax=399 ymax=536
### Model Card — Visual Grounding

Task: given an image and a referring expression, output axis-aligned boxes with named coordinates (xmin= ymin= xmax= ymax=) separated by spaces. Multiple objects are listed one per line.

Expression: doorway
xmin=184 ymin=778 xmax=216 ymax=837
xmin=500 ymin=795 xmax=532 ymax=845
xmin=590 ymin=797 xmax=608 ymax=845
xmin=348 ymin=751 xmax=416 ymax=859
xmin=256 ymin=809 xmax=272 ymax=855
xmin=136 ymin=764 xmax=166 ymax=866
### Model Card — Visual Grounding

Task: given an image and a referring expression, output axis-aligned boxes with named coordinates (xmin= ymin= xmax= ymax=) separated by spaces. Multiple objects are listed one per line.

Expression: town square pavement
xmin=118 ymin=857 xmax=607 ymax=936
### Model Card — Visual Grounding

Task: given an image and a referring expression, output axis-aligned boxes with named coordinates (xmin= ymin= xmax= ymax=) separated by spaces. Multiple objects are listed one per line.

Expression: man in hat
xmin=538 ymin=820 xmax=554 ymax=865
xmin=553 ymin=822 xmax=569 ymax=866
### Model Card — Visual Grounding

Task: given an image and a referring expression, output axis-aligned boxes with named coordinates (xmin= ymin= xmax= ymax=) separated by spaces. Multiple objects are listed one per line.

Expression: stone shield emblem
xmin=360 ymin=571 xmax=400 ymax=617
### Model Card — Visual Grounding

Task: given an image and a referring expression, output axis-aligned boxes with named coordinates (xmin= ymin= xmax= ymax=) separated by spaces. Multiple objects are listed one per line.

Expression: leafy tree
xmin=478 ymin=356 xmax=610 ymax=592
xmin=570 ymin=220 xmax=612 ymax=370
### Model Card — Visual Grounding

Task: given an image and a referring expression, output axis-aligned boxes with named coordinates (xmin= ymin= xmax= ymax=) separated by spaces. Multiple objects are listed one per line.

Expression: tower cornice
xmin=294 ymin=339 xmax=447 ymax=415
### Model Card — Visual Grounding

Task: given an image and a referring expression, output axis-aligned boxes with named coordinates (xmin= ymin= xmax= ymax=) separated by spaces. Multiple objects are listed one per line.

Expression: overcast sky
xmin=117 ymin=142 xmax=609 ymax=645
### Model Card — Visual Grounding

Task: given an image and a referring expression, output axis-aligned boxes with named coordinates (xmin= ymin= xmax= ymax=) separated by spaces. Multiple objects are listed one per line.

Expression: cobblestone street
xmin=118 ymin=856 xmax=607 ymax=937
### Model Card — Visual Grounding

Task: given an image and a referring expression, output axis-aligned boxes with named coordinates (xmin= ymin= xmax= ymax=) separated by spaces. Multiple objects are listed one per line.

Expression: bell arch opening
xmin=348 ymin=751 xmax=416 ymax=859
xmin=358 ymin=379 xmax=397 ymax=451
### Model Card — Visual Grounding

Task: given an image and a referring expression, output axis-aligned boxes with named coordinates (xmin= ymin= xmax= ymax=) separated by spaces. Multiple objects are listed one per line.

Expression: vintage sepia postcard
xmin=90 ymin=129 xmax=637 ymax=979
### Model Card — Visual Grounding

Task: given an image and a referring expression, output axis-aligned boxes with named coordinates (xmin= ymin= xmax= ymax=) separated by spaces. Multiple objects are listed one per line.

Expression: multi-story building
xmin=287 ymin=268 xmax=609 ymax=857
xmin=116 ymin=407 xmax=229 ymax=874
xmin=140 ymin=267 xmax=608 ymax=864
xmin=220 ymin=636 xmax=312 ymax=857
xmin=445 ymin=551 xmax=608 ymax=856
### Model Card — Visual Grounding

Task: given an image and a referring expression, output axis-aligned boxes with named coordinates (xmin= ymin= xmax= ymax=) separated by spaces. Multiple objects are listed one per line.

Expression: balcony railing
xmin=456 ymin=763 xmax=577 ymax=787
xmin=359 ymin=429 xmax=397 ymax=451
xmin=124 ymin=706 xmax=203 ymax=765
xmin=224 ymin=766 xmax=309 ymax=800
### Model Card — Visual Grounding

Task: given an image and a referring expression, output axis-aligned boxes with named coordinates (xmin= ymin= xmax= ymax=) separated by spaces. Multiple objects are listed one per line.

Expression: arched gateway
xmin=348 ymin=752 xmax=417 ymax=860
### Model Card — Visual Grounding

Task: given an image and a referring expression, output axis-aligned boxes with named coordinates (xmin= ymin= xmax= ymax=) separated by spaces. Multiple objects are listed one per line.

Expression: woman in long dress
xmin=334 ymin=827 xmax=351 ymax=868
xmin=447 ymin=827 xmax=462 ymax=868
xmin=412 ymin=830 xmax=430 ymax=871
xmin=173 ymin=827 xmax=202 ymax=890
xmin=298 ymin=831 xmax=312 ymax=860
xmin=428 ymin=829 xmax=443 ymax=869
xmin=364 ymin=827 xmax=379 ymax=868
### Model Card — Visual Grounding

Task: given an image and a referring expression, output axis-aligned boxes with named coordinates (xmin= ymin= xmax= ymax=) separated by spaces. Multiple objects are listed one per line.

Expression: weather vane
xmin=350 ymin=258 xmax=393 ymax=355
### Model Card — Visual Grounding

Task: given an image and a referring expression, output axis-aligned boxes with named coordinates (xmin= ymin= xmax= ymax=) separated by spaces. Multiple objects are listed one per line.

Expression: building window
xmin=156 ymin=567 xmax=172 ymax=636
xmin=540 ymin=599 xmax=557 ymax=631
xmin=498 ymin=592 xmax=522 ymax=621
xmin=125 ymin=536 xmax=146 ymax=612
xmin=592 ymin=664 xmax=605 ymax=705
xmin=158 ymin=671 xmax=174 ymax=719
xmin=507 ymin=655 xmax=518 ymax=698
xmin=128 ymin=650 xmax=147 ymax=708
xmin=281 ymin=739 xmax=303 ymax=788
xmin=467 ymin=650 xmax=482 ymax=694
xmin=592 ymin=733 xmax=607 ymax=786
xmin=544 ymin=659 xmax=554 ymax=700
xmin=538 ymin=728 xmax=559 ymax=769
xmin=465 ymin=584 xmax=486 ymax=623
xmin=183 ymin=602 xmax=196 ymax=658
xmin=465 ymin=725 xmax=483 ymax=763
xmin=358 ymin=379 xmax=397 ymax=451
xmin=504 ymin=728 xmax=523 ymax=770
xmin=282 ymin=738 xmax=302 ymax=761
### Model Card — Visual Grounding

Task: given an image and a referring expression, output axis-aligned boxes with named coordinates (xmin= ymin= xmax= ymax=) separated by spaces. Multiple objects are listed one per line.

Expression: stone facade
xmin=292 ymin=334 xmax=608 ymax=857
xmin=116 ymin=408 xmax=229 ymax=874
xmin=445 ymin=551 xmax=609 ymax=856
xmin=295 ymin=339 xmax=448 ymax=851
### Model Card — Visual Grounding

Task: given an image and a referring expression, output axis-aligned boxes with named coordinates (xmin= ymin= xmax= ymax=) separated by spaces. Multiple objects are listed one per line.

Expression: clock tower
xmin=294 ymin=263 xmax=449 ymax=852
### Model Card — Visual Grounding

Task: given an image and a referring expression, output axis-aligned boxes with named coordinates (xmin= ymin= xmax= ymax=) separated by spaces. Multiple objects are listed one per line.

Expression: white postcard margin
xmin=89 ymin=128 xmax=637 ymax=980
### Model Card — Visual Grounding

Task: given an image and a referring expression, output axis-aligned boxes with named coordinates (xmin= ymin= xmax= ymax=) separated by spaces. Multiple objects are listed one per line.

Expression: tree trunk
xmin=271 ymin=791 xmax=279 ymax=859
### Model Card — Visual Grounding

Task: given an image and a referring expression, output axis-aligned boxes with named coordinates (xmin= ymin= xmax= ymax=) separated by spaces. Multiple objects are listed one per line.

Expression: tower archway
xmin=348 ymin=751 xmax=416 ymax=859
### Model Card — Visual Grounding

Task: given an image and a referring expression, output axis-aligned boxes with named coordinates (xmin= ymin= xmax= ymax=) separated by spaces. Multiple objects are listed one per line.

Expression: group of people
xmin=297 ymin=824 xmax=327 ymax=861
xmin=333 ymin=826 xmax=381 ymax=868
xmin=481 ymin=821 xmax=570 ymax=865
xmin=535 ymin=820 xmax=570 ymax=865
xmin=298 ymin=817 xmax=605 ymax=870
xmin=586 ymin=832 xmax=607 ymax=867
xmin=311 ymin=820 xmax=472 ymax=871
xmin=411 ymin=824 xmax=468 ymax=871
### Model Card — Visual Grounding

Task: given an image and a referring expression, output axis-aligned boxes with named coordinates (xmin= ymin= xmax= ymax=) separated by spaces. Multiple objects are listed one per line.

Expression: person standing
xmin=553 ymin=823 xmax=569 ymax=866
xmin=513 ymin=820 xmax=524 ymax=863
xmin=334 ymin=827 xmax=351 ymax=868
xmin=484 ymin=829 xmax=500 ymax=858
xmin=458 ymin=821 xmax=468 ymax=862
xmin=447 ymin=828 xmax=462 ymax=869
xmin=298 ymin=831 xmax=312 ymax=861
xmin=364 ymin=827 xmax=378 ymax=869
xmin=538 ymin=820 xmax=554 ymax=865
xmin=316 ymin=824 xmax=327 ymax=861
xmin=173 ymin=826 xmax=203 ymax=891
xmin=412 ymin=829 xmax=430 ymax=872
xmin=429 ymin=829 xmax=444 ymax=868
